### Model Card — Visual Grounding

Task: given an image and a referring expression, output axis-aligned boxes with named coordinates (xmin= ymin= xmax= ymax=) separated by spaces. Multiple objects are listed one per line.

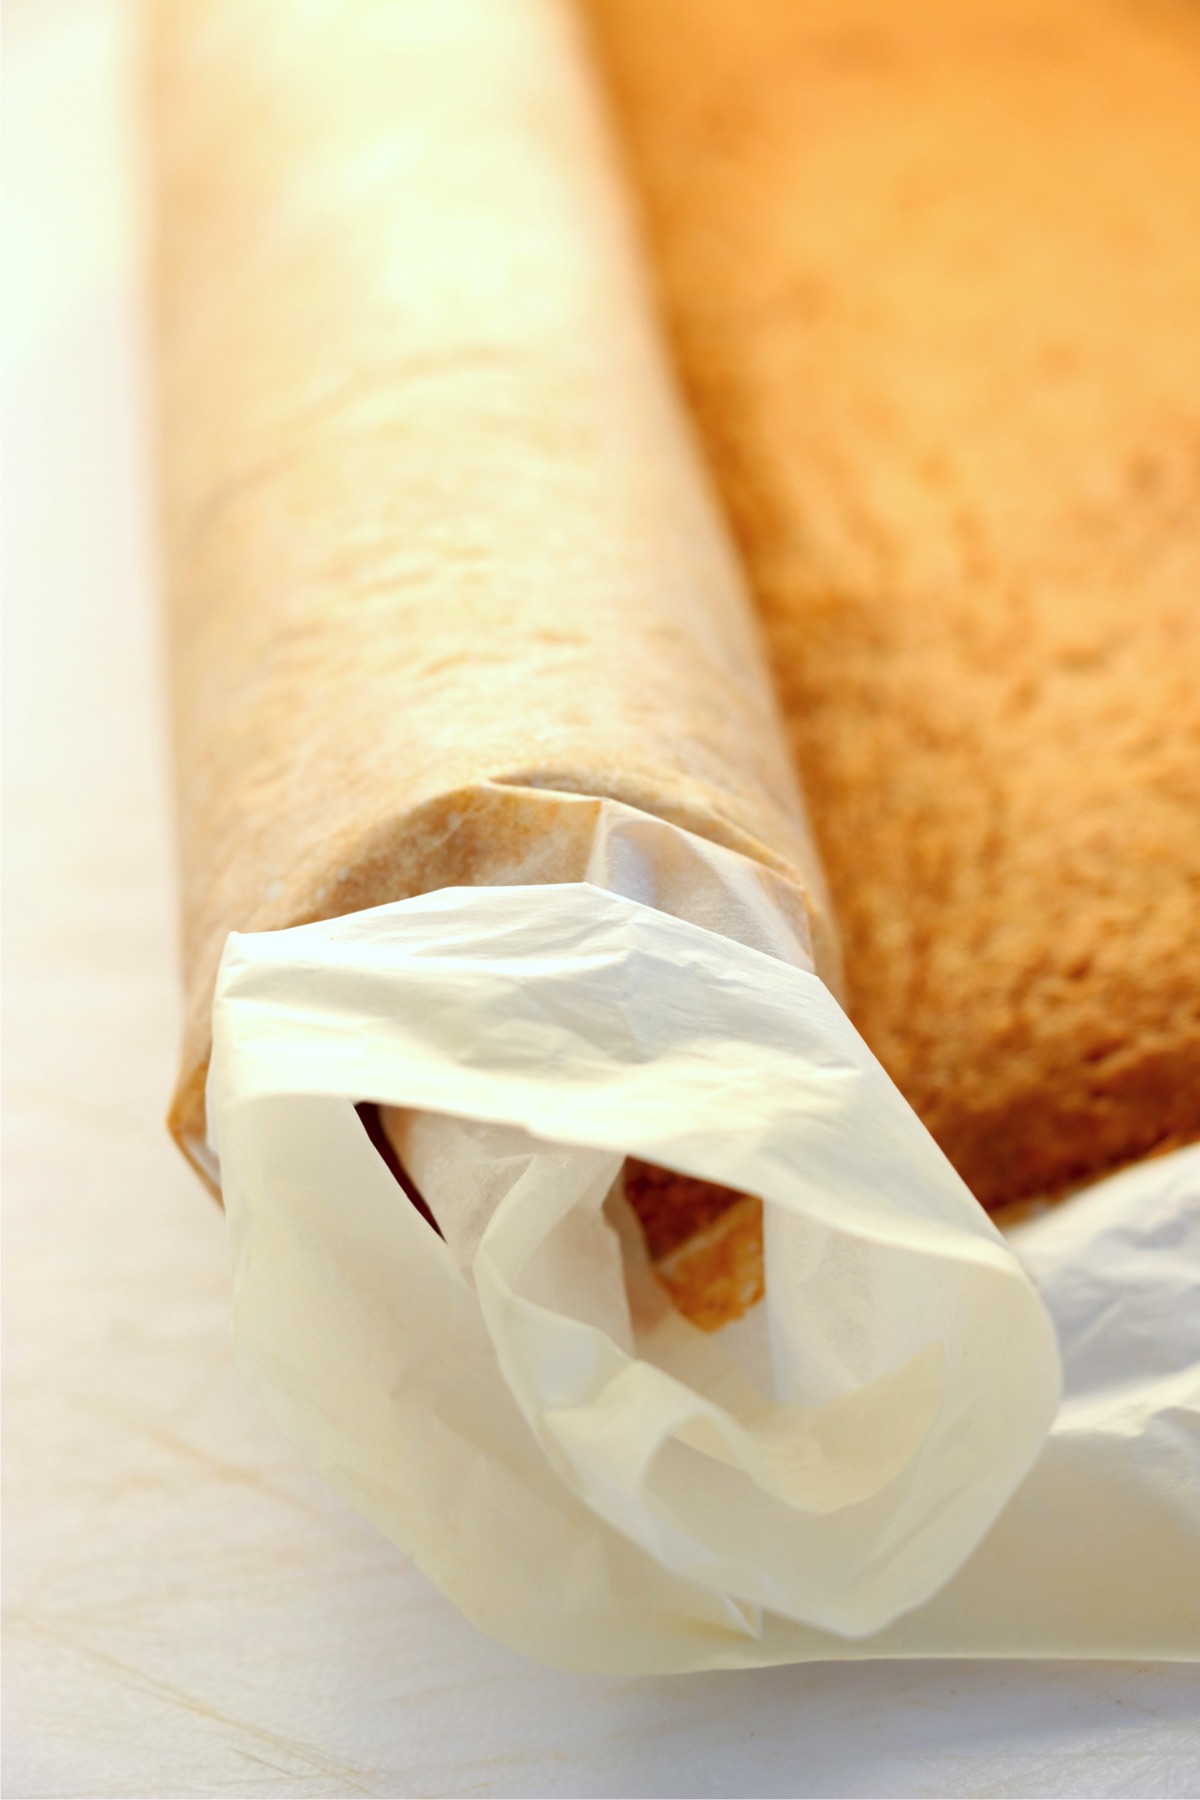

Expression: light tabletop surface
xmin=3 ymin=2 xmax=1198 ymax=1794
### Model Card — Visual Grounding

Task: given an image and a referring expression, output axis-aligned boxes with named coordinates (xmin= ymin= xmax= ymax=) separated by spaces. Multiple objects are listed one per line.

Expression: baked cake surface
xmin=588 ymin=0 xmax=1200 ymax=1208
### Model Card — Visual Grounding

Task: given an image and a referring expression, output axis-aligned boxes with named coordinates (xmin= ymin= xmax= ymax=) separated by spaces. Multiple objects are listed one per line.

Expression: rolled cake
xmin=586 ymin=0 xmax=1200 ymax=1209
xmin=152 ymin=0 xmax=836 ymax=1320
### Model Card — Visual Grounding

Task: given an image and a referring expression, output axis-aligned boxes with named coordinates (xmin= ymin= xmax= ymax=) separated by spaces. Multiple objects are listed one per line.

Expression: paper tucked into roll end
xmin=206 ymin=855 xmax=1061 ymax=1669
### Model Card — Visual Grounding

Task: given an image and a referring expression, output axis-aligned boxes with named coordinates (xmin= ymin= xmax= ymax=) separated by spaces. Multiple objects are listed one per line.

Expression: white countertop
xmin=3 ymin=2 xmax=1197 ymax=1792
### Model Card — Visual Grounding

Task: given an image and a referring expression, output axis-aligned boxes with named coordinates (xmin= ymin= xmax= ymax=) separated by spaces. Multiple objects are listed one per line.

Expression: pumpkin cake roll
xmin=586 ymin=0 xmax=1200 ymax=1210
xmin=152 ymin=0 xmax=838 ymax=1327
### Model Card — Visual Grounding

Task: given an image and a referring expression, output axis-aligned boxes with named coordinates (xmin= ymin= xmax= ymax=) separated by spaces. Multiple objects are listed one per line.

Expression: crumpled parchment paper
xmin=206 ymin=811 xmax=1196 ymax=1672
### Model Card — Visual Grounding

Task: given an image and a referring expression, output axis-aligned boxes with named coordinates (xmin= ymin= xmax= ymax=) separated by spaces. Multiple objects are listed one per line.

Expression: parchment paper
xmin=200 ymin=806 xmax=1198 ymax=1674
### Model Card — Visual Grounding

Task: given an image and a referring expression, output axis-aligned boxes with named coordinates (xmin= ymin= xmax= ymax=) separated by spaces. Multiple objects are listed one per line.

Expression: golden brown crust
xmin=652 ymin=1196 xmax=765 ymax=1335
xmin=586 ymin=0 xmax=1200 ymax=1208
xmin=623 ymin=1159 xmax=762 ymax=1328
xmin=623 ymin=1159 xmax=751 ymax=1264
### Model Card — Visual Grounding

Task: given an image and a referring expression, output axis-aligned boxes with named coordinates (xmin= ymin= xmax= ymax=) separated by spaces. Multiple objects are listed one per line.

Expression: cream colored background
xmin=3 ymin=0 xmax=1198 ymax=1792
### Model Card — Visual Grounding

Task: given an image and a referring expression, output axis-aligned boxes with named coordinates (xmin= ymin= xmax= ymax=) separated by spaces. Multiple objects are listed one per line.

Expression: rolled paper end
xmin=206 ymin=867 xmax=1061 ymax=1669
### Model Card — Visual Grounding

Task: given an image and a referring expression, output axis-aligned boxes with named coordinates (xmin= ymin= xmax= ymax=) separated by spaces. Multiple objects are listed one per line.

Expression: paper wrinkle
xmin=209 ymin=899 xmax=1200 ymax=1666
xmin=570 ymin=792 xmax=821 ymax=977
xmin=1012 ymin=1151 xmax=1200 ymax=1401
xmin=206 ymin=806 xmax=1090 ymax=1668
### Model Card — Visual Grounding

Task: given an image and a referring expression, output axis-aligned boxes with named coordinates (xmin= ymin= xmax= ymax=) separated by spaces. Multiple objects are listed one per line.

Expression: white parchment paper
xmin=206 ymin=814 xmax=1196 ymax=1672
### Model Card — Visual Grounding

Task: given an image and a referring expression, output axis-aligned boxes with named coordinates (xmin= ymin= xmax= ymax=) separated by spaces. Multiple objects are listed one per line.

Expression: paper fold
xmin=207 ymin=809 xmax=1069 ymax=1669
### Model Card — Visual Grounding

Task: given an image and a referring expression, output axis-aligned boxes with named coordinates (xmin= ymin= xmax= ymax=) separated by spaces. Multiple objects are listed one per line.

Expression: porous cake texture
xmin=587 ymin=0 xmax=1200 ymax=1207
